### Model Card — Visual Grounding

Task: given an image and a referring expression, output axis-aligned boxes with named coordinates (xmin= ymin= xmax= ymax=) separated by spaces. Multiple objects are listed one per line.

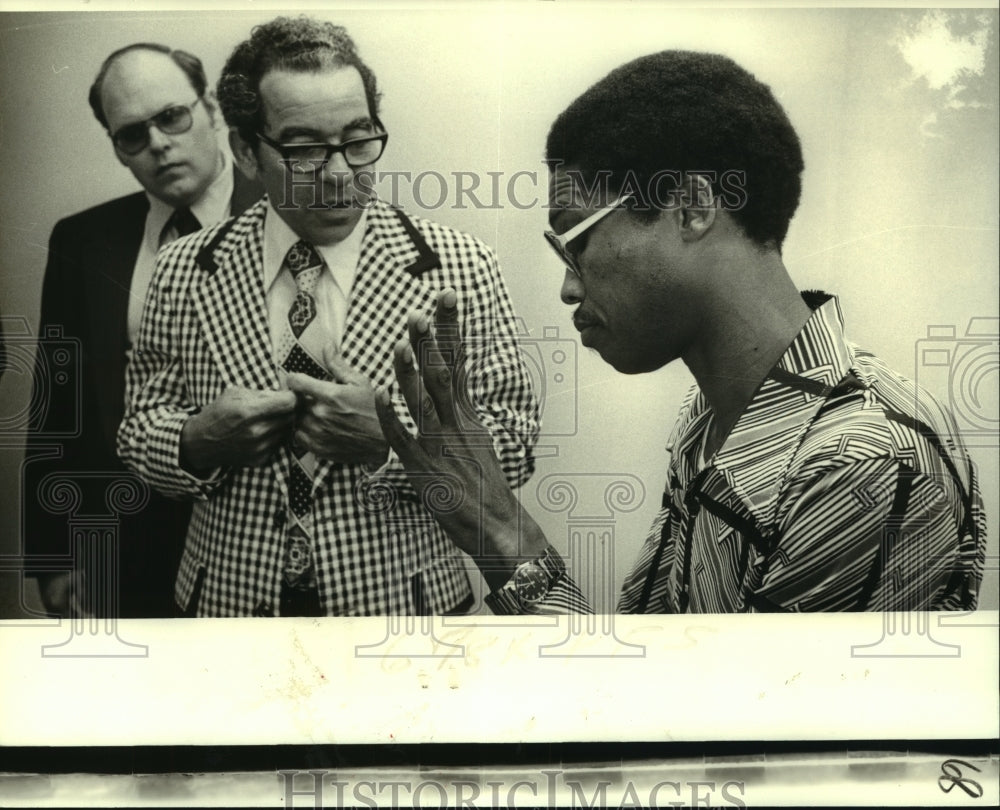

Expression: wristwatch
xmin=484 ymin=547 xmax=566 ymax=614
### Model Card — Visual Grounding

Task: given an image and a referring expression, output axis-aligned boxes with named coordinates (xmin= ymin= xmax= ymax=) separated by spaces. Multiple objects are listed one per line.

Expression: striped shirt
xmin=504 ymin=291 xmax=985 ymax=614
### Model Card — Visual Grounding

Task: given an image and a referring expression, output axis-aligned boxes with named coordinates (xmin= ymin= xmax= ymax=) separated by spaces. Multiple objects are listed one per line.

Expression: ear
xmin=229 ymin=128 xmax=260 ymax=181
xmin=201 ymin=90 xmax=221 ymax=128
xmin=677 ymin=172 xmax=717 ymax=243
xmin=111 ymin=140 xmax=129 ymax=168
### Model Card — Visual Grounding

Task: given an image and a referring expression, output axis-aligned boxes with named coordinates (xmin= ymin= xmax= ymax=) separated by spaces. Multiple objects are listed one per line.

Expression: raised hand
xmin=374 ymin=289 xmax=547 ymax=588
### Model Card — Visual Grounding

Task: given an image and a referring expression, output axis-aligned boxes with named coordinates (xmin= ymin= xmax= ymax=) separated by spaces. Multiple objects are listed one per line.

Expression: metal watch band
xmin=484 ymin=583 xmax=522 ymax=615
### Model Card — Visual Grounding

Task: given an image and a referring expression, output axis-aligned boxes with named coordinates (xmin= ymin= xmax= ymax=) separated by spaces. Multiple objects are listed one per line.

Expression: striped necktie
xmin=278 ymin=241 xmax=333 ymax=592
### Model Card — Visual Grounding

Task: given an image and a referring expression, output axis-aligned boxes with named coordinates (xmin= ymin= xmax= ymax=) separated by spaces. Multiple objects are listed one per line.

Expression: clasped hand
xmin=180 ymin=346 xmax=387 ymax=472
xmin=286 ymin=346 xmax=389 ymax=466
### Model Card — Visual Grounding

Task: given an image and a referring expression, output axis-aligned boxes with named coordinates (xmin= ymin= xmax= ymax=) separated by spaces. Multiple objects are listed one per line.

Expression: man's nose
xmin=146 ymin=123 xmax=172 ymax=152
xmin=560 ymin=267 xmax=584 ymax=305
xmin=324 ymin=151 xmax=352 ymax=183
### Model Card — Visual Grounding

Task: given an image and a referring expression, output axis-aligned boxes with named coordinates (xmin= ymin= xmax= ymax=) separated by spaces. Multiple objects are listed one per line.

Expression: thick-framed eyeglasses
xmin=256 ymin=121 xmax=389 ymax=174
xmin=111 ymin=97 xmax=205 ymax=155
xmin=543 ymin=193 xmax=632 ymax=277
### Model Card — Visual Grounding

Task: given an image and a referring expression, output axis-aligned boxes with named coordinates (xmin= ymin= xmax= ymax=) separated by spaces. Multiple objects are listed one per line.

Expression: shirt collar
xmin=190 ymin=149 xmax=233 ymax=226
xmin=675 ymin=291 xmax=867 ymax=522
xmin=262 ymin=198 xmax=368 ymax=293
xmin=145 ymin=148 xmax=232 ymax=237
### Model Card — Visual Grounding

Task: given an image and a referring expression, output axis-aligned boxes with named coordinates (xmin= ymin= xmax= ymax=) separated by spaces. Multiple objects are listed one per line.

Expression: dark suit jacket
xmin=22 ymin=167 xmax=261 ymax=617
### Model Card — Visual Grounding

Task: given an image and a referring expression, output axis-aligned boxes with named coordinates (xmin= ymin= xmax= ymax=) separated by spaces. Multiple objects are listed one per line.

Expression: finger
xmin=407 ymin=309 xmax=449 ymax=403
xmin=418 ymin=304 xmax=460 ymax=429
xmin=254 ymin=413 xmax=297 ymax=437
xmin=292 ymin=427 xmax=317 ymax=456
xmin=392 ymin=338 xmax=441 ymax=434
xmin=433 ymin=287 xmax=464 ymax=381
xmin=406 ymin=309 xmax=431 ymax=369
xmin=291 ymin=408 xmax=324 ymax=441
xmin=257 ymin=430 xmax=295 ymax=461
xmin=286 ymin=372 xmax=336 ymax=401
xmin=250 ymin=388 xmax=299 ymax=416
xmin=374 ymin=386 xmax=424 ymax=466
xmin=433 ymin=288 xmax=473 ymax=421
xmin=323 ymin=345 xmax=366 ymax=385
xmin=434 ymin=288 xmax=460 ymax=342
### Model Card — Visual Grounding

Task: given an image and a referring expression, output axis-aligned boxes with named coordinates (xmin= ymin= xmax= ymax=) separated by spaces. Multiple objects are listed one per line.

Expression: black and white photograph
xmin=0 ymin=2 xmax=997 ymax=806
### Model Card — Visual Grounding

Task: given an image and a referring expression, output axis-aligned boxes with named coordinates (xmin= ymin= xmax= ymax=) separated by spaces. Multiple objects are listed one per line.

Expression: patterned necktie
xmin=278 ymin=241 xmax=333 ymax=592
xmin=160 ymin=207 xmax=201 ymax=244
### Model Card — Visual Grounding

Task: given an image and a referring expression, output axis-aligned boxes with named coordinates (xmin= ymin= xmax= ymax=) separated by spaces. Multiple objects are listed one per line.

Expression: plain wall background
xmin=0 ymin=5 xmax=997 ymax=617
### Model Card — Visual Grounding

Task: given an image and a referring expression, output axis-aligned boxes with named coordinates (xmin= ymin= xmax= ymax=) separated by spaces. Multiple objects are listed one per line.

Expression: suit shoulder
xmin=53 ymin=192 xmax=148 ymax=236
xmin=382 ymin=202 xmax=496 ymax=261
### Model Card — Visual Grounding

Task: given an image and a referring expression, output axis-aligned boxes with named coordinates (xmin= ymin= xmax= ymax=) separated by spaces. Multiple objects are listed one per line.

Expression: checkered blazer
xmin=118 ymin=198 xmax=539 ymax=616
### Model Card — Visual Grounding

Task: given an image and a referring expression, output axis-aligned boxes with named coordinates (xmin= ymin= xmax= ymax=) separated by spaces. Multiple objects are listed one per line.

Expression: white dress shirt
xmin=262 ymin=201 xmax=367 ymax=371
xmin=127 ymin=150 xmax=234 ymax=343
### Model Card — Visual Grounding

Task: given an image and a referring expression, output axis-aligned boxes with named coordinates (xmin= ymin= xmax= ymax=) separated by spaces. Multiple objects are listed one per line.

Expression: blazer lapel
xmin=192 ymin=202 xmax=278 ymax=393
xmin=340 ymin=203 xmax=440 ymax=387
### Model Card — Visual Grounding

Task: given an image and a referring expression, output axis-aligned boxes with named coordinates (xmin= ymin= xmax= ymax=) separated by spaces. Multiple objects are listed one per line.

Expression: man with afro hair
xmin=378 ymin=50 xmax=985 ymax=615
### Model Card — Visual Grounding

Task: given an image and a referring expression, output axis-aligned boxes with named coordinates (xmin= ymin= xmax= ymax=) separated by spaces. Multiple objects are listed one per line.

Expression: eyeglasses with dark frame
xmin=111 ymin=97 xmax=205 ymax=156
xmin=256 ymin=119 xmax=389 ymax=174
xmin=543 ymin=193 xmax=633 ymax=277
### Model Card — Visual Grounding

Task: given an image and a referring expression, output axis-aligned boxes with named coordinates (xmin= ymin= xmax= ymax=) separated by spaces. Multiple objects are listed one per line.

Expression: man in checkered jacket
xmin=117 ymin=17 xmax=539 ymax=617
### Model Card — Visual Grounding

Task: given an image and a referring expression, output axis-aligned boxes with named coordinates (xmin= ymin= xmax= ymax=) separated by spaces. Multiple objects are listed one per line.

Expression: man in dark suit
xmin=22 ymin=43 xmax=261 ymax=618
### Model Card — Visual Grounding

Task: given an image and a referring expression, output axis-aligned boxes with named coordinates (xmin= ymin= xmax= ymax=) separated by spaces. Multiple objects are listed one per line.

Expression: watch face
xmin=514 ymin=563 xmax=549 ymax=603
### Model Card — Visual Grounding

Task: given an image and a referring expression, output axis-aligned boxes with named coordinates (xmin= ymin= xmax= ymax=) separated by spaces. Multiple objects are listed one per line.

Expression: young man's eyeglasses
xmin=544 ymin=194 xmax=632 ymax=277
xmin=256 ymin=120 xmax=389 ymax=175
xmin=111 ymin=97 xmax=205 ymax=156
